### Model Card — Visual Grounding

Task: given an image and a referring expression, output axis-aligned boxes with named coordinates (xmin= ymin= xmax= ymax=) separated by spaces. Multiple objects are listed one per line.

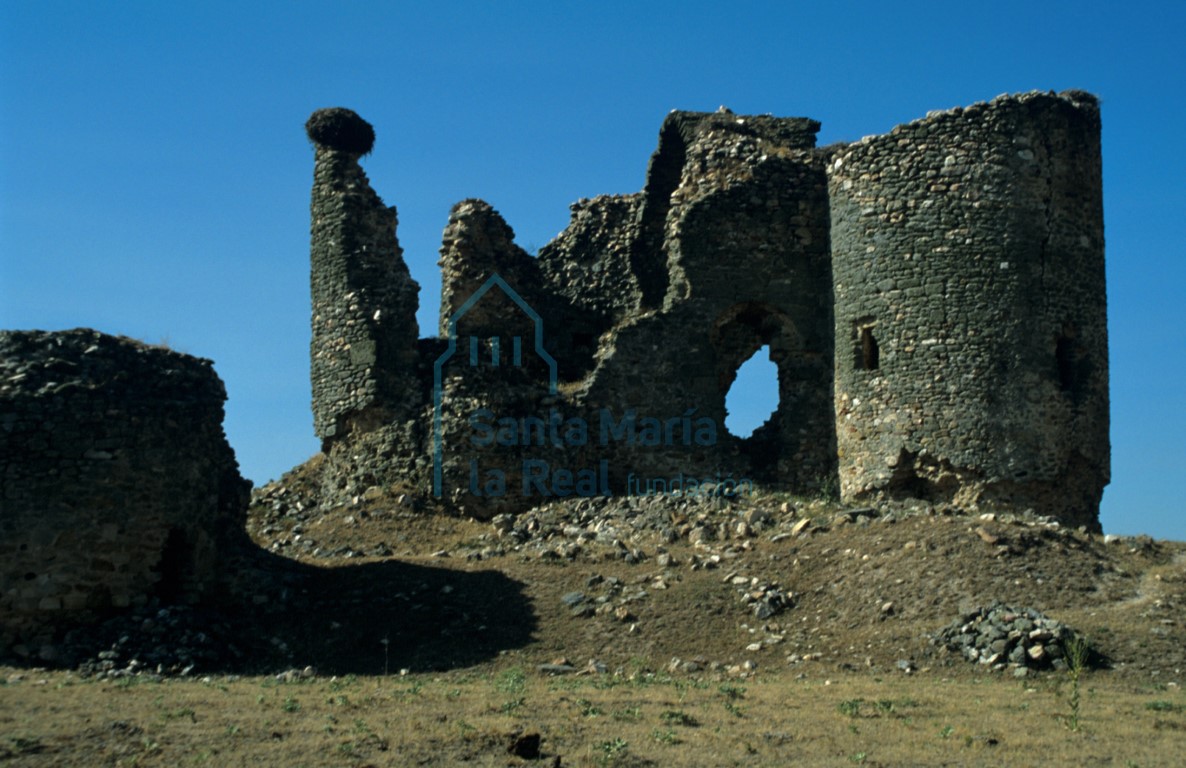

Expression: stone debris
xmin=932 ymin=602 xmax=1087 ymax=671
xmin=62 ymin=602 xmax=257 ymax=679
xmin=727 ymin=574 xmax=795 ymax=619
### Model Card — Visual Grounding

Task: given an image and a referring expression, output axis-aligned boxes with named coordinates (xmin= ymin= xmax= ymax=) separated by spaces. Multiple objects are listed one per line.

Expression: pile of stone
xmin=561 ymin=573 xmax=652 ymax=624
xmin=726 ymin=574 xmax=794 ymax=620
xmin=475 ymin=493 xmax=817 ymax=563
xmin=932 ymin=602 xmax=1085 ymax=672
xmin=61 ymin=602 xmax=257 ymax=679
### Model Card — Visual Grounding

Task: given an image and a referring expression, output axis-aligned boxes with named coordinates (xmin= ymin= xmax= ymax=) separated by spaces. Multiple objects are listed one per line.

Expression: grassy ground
xmin=3 ymin=662 xmax=1185 ymax=766
xmin=3 ymin=484 xmax=1185 ymax=765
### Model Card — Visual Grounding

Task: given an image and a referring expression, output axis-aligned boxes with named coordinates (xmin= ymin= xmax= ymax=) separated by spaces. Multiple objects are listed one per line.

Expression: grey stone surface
xmin=302 ymin=92 xmax=1108 ymax=528
xmin=0 ymin=329 xmax=250 ymax=654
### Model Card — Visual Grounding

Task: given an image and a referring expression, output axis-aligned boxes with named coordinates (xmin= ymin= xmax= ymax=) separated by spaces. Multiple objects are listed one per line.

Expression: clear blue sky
xmin=2 ymin=2 xmax=1182 ymax=539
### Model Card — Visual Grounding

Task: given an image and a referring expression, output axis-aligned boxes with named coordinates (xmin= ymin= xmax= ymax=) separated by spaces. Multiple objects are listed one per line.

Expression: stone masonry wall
xmin=827 ymin=91 xmax=1108 ymax=529
xmin=0 ymin=329 xmax=250 ymax=657
xmin=308 ymin=108 xmax=422 ymax=445
xmin=305 ymin=93 xmax=1108 ymax=527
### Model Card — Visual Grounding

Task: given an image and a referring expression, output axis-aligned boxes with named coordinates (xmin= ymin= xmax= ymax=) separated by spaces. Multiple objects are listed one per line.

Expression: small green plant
xmin=719 ymin=683 xmax=746 ymax=700
xmin=939 ymin=724 xmax=955 ymax=739
xmin=577 ymin=698 xmax=604 ymax=717
xmin=595 ymin=737 xmax=629 ymax=766
xmin=720 ymin=685 xmax=747 ymax=718
xmin=838 ymin=699 xmax=863 ymax=718
xmin=612 ymin=706 xmax=642 ymax=722
xmin=282 ymin=695 xmax=301 ymax=713
xmin=850 ymin=752 xmax=867 ymax=764
xmin=494 ymin=666 xmax=528 ymax=713
xmin=328 ymin=674 xmax=358 ymax=692
xmin=1145 ymin=700 xmax=1185 ymax=713
xmin=815 ymin=472 xmax=840 ymax=501
xmin=652 ymin=727 xmax=681 ymax=744
xmin=660 ymin=709 xmax=698 ymax=727
xmin=494 ymin=667 xmax=526 ymax=694
xmin=1064 ymin=634 xmax=1091 ymax=732
xmin=500 ymin=696 xmax=526 ymax=714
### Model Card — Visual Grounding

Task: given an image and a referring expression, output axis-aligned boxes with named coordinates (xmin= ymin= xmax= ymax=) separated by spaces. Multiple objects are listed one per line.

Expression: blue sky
xmin=2 ymin=2 xmax=1182 ymax=539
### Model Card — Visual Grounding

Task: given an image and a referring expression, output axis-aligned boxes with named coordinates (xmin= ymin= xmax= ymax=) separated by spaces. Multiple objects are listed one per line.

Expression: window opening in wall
xmin=853 ymin=320 xmax=879 ymax=371
xmin=725 ymin=345 xmax=779 ymax=438
xmin=153 ymin=527 xmax=190 ymax=602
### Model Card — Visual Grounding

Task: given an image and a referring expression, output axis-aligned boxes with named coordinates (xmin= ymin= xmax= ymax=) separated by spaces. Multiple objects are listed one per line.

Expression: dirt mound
xmin=233 ymin=488 xmax=1186 ymax=681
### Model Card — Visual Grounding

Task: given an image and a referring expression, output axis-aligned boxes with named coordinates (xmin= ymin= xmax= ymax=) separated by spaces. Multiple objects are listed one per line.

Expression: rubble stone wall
xmin=304 ymin=92 xmax=1109 ymax=527
xmin=0 ymin=329 xmax=249 ymax=657
xmin=827 ymin=91 xmax=1108 ymax=528
xmin=308 ymin=109 xmax=421 ymax=445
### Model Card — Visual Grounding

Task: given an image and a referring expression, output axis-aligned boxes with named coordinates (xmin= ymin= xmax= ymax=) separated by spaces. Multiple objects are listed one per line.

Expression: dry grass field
xmin=3 ymin=659 xmax=1185 ymax=766
xmin=3 ymin=481 xmax=1184 ymax=766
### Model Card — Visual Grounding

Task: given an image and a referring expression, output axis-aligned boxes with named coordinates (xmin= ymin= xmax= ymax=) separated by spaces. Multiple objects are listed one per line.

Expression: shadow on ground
xmin=243 ymin=548 xmax=537 ymax=675
xmin=3 ymin=540 xmax=537 ymax=677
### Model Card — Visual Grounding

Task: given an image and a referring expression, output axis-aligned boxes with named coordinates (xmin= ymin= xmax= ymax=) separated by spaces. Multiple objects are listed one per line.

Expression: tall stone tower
xmin=827 ymin=91 xmax=1108 ymax=529
xmin=306 ymin=108 xmax=421 ymax=447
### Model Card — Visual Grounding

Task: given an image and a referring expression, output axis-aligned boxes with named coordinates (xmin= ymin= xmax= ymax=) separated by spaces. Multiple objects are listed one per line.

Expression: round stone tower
xmin=827 ymin=91 xmax=1108 ymax=529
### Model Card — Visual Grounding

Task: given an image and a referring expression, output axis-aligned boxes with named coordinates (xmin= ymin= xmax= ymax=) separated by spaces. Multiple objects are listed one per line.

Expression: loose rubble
xmin=932 ymin=602 xmax=1089 ymax=673
xmin=61 ymin=602 xmax=265 ymax=679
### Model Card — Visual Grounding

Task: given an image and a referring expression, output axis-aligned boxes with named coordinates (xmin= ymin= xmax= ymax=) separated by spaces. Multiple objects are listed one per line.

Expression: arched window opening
xmin=725 ymin=345 xmax=779 ymax=438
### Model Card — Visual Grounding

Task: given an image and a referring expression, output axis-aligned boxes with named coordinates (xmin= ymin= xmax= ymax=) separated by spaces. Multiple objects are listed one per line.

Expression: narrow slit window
xmin=853 ymin=321 xmax=879 ymax=371
xmin=861 ymin=327 xmax=880 ymax=370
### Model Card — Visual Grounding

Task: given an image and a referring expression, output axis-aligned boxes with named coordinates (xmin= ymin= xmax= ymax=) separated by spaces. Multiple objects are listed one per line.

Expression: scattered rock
xmin=932 ymin=602 xmax=1089 ymax=672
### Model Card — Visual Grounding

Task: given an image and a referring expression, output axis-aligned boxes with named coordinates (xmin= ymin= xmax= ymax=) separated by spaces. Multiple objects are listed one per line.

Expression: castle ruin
xmin=305 ymin=90 xmax=1109 ymax=530
xmin=0 ymin=89 xmax=1110 ymax=662
xmin=0 ymin=330 xmax=250 ymax=657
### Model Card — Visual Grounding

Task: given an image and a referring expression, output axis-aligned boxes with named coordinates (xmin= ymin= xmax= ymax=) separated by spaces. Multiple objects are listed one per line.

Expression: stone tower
xmin=306 ymin=107 xmax=421 ymax=447
xmin=827 ymin=91 xmax=1108 ymax=529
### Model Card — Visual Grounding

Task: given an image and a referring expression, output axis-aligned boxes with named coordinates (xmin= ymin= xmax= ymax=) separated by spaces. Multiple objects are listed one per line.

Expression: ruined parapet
xmin=439 ymin=199 xmax=544 ymax=341
xmin=536 ymin=194 xmax=643 ymax=326
xmin=439 ymin=199 xmax=609 ymax=383
xmin=0 ymin=329 xmax=250 ymax=658
xmin=307 ymin=108 xmax=421 ymax=445
xmin=827 ymin=91 xmax=1108 ymax=529
xmin=579 ymin=111 xmax=837 ymax=490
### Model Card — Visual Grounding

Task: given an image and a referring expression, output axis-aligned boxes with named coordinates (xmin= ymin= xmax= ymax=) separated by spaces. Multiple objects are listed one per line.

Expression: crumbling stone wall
xmin=304 ymin=91 xmax=1109 ymax=527
xmin=0 ymin=329 xmax=250 ymax=658
xmin=308 ymin=108 xmax=422 ymax=444
xmin=429 ymin=111 xmax=837 ymax=509
xmin=828 ymin=91 xmax=1108 ymax=529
